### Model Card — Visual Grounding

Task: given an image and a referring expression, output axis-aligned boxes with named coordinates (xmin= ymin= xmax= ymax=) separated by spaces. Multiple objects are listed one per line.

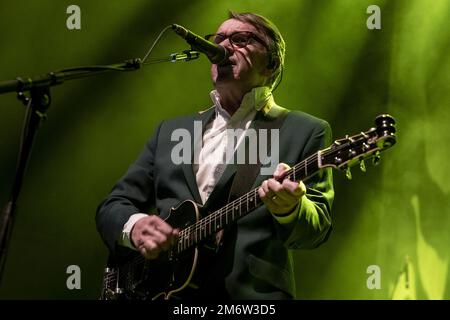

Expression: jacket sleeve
xmin=273 ymin=120 xmax=334 ymax=249
xmin=95 ymin=123 xmax=161 ymax=254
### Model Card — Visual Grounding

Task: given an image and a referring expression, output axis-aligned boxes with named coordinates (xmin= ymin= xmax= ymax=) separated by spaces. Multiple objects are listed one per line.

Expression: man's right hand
xmin=130 ymin=215 xmax=179 ymax=260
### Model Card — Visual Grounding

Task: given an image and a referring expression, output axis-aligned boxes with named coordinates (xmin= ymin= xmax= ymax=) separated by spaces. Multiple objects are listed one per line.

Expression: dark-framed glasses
xmin=205 ymin=31 xmax=268 ymax=49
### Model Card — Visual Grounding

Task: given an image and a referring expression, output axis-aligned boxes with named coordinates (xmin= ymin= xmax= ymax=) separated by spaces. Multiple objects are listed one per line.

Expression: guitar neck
xmin=176 ymin=151 xmax=321 ymax=253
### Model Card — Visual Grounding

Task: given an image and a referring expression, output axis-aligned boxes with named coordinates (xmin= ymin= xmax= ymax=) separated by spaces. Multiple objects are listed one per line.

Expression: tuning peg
xmin=360 ymin=159 xmax=366 ymax=172
xmin=372 ymin=151 xmax=381 ymax=165
xmin=345 ymin=167 xmax=352 ymax=180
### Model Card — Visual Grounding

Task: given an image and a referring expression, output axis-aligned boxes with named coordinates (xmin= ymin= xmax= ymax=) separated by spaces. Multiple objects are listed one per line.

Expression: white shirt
xmin=120 ymin=87 xmax=277 ymax=249
xmin=194 ymin=86 xmax=274 ymax=204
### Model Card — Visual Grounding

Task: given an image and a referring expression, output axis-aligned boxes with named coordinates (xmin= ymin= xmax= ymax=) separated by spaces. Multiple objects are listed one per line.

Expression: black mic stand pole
xmin=0 ymin=51 xmax=199 ymax=285
xmin=0 ymin=86 xmax=50 ymax=285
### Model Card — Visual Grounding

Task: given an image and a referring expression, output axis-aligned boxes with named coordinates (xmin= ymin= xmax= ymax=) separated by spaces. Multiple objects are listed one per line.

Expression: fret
xmin=304 ymin=159 xmax=307 ymax=177
xmin=181 ymin=233 xmax=185 ymax=252
xmin=180 ymin=232 xmax=184 ymax=250
xmin=203 ymin=223 xmax=206 ymax=241
xmin=295 ymin=165 xmax=301 ymax=181
xmin=195 ymin=224 xmax=198 ymax=243
xmin=246 ymin=193 xmax=249 ymax=212
xmin=214 ymin=209 xmax=220 ymax=231
xmin=210 ymin=215 xmax=214 ymax=234
xmin=225 ymin=207 xmax=228 ymax=225
xmin=201 ymin=222 xmax=205 ymax=239
xmin=191 ymin=226 xmax=196 ymax=244
xmin=239 ymin=198 xmax=242 ymax=216
xmin=244 ymin=196 xmax=247 ymax=213
xmin=210 ymin=216 xmax=213 ymax=235
xmin=201 ymin=220 xmax=205 ymax=241
xmin=207 ymin=215 xmax=212 ymax=238
xmin=203 ymin=221 xmax=206 ymax=239
xmin=192 ymin=228 xmax=196 ymax=245
xmin=196 ymin=228 xmax=202 ymax=244
xmin=188 ymin=229 xmax=192 ymax=246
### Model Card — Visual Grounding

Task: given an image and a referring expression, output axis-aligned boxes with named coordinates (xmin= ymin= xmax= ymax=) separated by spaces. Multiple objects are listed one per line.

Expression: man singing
xmin=96 ymin=12 xmax=334 ymax=300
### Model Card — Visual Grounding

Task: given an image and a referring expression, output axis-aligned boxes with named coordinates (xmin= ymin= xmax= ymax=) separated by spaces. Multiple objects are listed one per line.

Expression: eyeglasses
xmin=204 ymin=31 xmax=268 ymax=50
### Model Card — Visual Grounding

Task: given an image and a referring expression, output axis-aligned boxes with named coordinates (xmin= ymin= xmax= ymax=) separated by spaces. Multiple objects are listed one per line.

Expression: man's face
xmin=211 ymin=19 xmax=271 ymax=91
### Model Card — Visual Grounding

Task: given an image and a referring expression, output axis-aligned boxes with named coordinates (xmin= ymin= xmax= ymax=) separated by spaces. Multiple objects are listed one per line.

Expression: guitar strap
xmin=227 ymin=105 xmax=290 ymax=202
xmin=214 ymin=106 xmax=289 ymax=247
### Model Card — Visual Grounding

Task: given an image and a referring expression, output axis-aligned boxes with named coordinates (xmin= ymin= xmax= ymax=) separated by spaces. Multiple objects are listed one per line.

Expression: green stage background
xmin=0 ymin=0 xmax=449 ymax=299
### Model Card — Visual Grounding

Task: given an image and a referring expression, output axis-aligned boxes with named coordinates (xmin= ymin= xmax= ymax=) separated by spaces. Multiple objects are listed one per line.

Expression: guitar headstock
xmin=319 ymin=114 xmax=396 ymax=178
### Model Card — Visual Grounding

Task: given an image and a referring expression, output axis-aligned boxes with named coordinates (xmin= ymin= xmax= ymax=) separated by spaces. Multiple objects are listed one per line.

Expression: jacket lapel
xmin=202 ymin=157 xmax=238 ymax=211
xmin=181 ymin=107 xmax=215 ymax=204
xmin=202 ymin=110 xmax=268 ymax=210
xmin=202 ymin=106 xmax=289 ymax=210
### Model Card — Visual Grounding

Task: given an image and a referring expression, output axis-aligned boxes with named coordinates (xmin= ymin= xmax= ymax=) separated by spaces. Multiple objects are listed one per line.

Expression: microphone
xmin=171 ymin=24 xmax=229 ymax=64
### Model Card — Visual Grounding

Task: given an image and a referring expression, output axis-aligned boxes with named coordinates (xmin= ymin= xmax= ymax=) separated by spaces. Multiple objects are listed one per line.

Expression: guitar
xmin=100 ymin=114 xmax=397 ymax=300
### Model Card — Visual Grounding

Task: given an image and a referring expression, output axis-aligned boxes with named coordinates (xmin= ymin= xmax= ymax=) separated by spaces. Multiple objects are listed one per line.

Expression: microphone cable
xmin=141 ymin=25 xmax=173 ymax=64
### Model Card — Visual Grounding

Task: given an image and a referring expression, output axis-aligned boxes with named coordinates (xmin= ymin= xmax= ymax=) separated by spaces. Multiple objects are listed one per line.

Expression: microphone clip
xmin=170 ymin=50 xmax=200 ymax=63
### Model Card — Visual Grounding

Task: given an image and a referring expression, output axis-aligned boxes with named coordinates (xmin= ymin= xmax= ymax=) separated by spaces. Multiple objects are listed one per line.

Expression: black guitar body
xmin=102 ymin=200 xmax=208 ymax=300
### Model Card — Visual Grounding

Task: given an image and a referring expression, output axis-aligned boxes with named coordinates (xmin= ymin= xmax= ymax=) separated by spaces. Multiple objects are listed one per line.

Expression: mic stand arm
xmin=0 ymin=59 xmax=142 ymax=94
xmin=0 ymin=51 xmax=198 ymax=285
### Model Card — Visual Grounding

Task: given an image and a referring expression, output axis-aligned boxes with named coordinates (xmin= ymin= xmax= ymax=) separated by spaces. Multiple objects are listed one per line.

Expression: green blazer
xmin=96 ymin=106 xmax=334 ymax=299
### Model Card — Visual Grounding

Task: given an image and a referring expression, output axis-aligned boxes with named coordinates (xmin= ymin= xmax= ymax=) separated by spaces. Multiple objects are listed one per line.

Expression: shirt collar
xmin=209 ymin=86 xmax=275 ymax=121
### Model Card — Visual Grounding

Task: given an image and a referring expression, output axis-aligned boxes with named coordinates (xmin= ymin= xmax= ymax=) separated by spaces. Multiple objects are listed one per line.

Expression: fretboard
xmin=176 ymin=151 xmax=321 ymax=253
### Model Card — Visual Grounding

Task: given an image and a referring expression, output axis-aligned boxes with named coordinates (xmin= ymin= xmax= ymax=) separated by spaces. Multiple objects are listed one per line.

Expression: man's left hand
xmin=258 ymin=163 xmax=306 ymax=216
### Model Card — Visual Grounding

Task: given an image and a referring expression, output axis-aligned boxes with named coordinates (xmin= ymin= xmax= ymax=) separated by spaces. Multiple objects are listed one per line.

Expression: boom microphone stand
xmin=0 ymin=50 xmax=199 ymax=285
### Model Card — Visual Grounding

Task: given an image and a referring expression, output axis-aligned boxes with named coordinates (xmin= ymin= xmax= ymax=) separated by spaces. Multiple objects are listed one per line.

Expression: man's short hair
xmin=228 ymin=11 xmax=286 ymax=91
